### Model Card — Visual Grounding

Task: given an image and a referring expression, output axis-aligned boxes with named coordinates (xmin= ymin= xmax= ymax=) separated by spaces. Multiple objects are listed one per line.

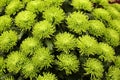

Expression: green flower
xmin=111 ymin=3 xmax=120 ymax=12
xmin=20 ymin=37 xmax=41 ymax=56
xmin=77 ymin=35 xmax=98 ymax=56
xmin=92 ymin=8 xmax=111 ymax=21
xmin=114 ymin=56 xmax=120 ymax=68
xmin=83 ymin=58 xmax=104 ymax=80
xmin=0 ymin=56 xmax=5 ymax=76
xmin=0 ymin=30 xmax=18 ymax=52
xmin=88 ymin=20 xmax=106 ymax=37
xmin=106 ymin=66 xmax=120 ymax=80
xmin=0 ymin=0 xmax=11 ymax=10
xmin=32 ymin=47 xmax=54 ymax=69
xmin=22 ymin=60 xmax=38 ymax=79
xmin=5 ymin=51 xmax=25 ymax=73
xmin=32 ymin=20 xmax=55 ymax=40
xmin=4 ymin=76 xmax=14 ymax=80
xmin=43 ymin=7 xmax=65 ymax=24
xmin=71 ymin=0 xmax=93 ymax=11
xmin=5 ymin=0 xmax=23 ymax=15
xmin=15 ymin=11 xmax=36 ymax=30
xmin=98 ymin=43 xmax=115 ymax=62
xmin=54 ymin=32 xmax=77 ymax=53
xmin=37 ymin=72 xmax=57 ymax=80
xmin=106 ymin=6 xmax=120 ymax=20
xmin=103 ymin=28 xmax=120 ymax=47
xmin=109 ymin=20 xmax=120 ymax=34
xmin=55 ymin=53 xmax=79 ymax=75
xmin=0 ymin=15 xmax=12 ymax=33
xmin=66 ymin=12 xmax=89 ymax=34
xmin=26 ymin=0 xmax=45 ymax=13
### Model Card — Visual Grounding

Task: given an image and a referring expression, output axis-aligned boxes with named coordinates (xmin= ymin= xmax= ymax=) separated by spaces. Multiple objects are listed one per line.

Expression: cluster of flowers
xmin=0 ymin=0 xmax=120 ymax=80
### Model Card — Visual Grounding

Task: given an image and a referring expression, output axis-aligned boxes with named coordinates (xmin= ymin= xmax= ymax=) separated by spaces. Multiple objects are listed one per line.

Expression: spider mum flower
xmin=105 ymin=6 xmax=120 ymax=19
xmin=15 ymin=11 xmax=36 ymax=30
xmin=77 ymin=35 xmax=98 ymax=56
xmin=32 ymin=20 xmax=55 ymax=40
xmin=103 ymin=28 xmax=120 ymax=47
xmin=83 ymin=58 xmax=104 ymax=80
xmin=71 ymin=0 xmax=93 ymax=11
xmin=37 ymin=72 xmax=58 ymax=80
xmin=114 ymin=56 xmax=120 ymax=68
xmin=98 ymin=43 xmax=115 ymax=62
xmin=55 ymin=53 xmax=79 ymax=75
xmin=0 ymin=30 xmax=18 ymax=52
xmin=26 ymin=0 xmax=45 ymax=13
xmin=5 ymin=51 xmax=25 ymax=73
xmin=0 ymin=15 xmax=12 ymax=33
xmin=5 ymin=0 xmax=23 ymax=15
xmin=0 ymin=56 xmax=5 ymax=76
xmin=109 ymin=20 xmax=120 ymax=34
xmin=92 ymin=8 xmax=111 ymax=21
xmin=20 ymin=37 xmax=41 ymax=56
xmin=106 ymin=66 xmax=120 ymax=80
xmin=43 ymin=7 xmax=65 ymax=24
xmin=111 ymin=3 xmax=120 ymax=12
xmin=32 ymin=48 xmax=54 ymax=70
xmin=66 ymin=12 xmax=89 ymax=34
xmin=54 ymin=32 xmax=77 ymax=53
xmin=88 ymin=20 xmax=106 ymax=37
xmin=22 ymin=60 xmax=38 ymax=79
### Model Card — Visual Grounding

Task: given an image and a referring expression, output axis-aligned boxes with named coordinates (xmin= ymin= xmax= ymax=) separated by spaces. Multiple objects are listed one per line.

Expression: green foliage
xmin=77 ymin=35 xmax=98 ymax=56
xmin=83 ymin=58 xmax=104 ymax=80
xmin=32 ymin=20 xmax=55 ymax=40
xmin=15 ymin=11 xmax=36 ymax=30
xmin=37 ymin=72 xmax=58 ymax=80
xmin=55 ymin=53 xmax=79 ymax=75
xmin=0 ymin=15 xmax=12 ymax=33
xmin=0 ymin=30 xmax=18 ymax=52
xmin=54 ymin=32 xmax=77 ymax=53
xmin=72 ymin=0 xmax=93 ymax=11
xmin=106 ymin=66 xmax=120 ymax=80
xmin=66 ymin=12 xmax=89 ymax=34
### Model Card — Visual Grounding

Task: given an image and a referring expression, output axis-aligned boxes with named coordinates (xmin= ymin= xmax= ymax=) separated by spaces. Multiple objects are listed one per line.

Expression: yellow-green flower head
xmin=111 ymin=3 xmax=120 ymax=12
xmin=55 ymin=53 xmax=79 ymax=75
xmin=5 ymin=0 xmax=24 ymax=15
xmin=15 ymin=11 xmax=36 ymax=30
xmin=43 ymin=7 xmax=65 ymax=24
xmin=0 ymin=0 xmax=11 ymax=9
xmin=103 ymin=28 xmax=120 ymax=47
xmin=0 ymin=56 xmax=5 ymax=73
xmin=5 ymin=51 xmax=25 ymax=73
xmin=26 ymin=0 xmax=45 ymax=13
xmin=106 ymin=66 xmax=120 ymax=80
xmin=109 ymin=20 xmax=120 ymax=34
xmin=105 ymin=6 xmax=120 ymax=20
xmin=83 ymin=58 xmax=104 ymax=80
xmin=0 ymin=30 xmax=18 ymax=52
xmin=22 ymin=60 xmax=38 ymax=79
xmin=114 ymin=56 xmax=120 ymax=68
xmin=71 ymin=0 xmax=93 ymax=11
xmin=21 ymin=0 xmax=32 ymax=4
xmin=44 ymin=0 xmax=65 ymax=7
xmin=77 ymin=35 xmax=98 ymax=56
xmin=98 ymin=43 xmax=115 ymax=62
xmin=0 ymin=15 xmax=12 ymax=33
xmin=88 ymin=20 xmax=106 ymax=37
xmin=32 ymin=20 xmax=55 ymax=40
xmin=32 ymin=47 xmax=54 ymax=69
xmin=4 ymin=76 xmax=14 ymax=80
xmin=20 ymin=37 xmax=41 ymax=56
xmin=54 ymin=32 xmax=77 ymax=53
xmin=92 ymin=8 xmax=111 ymax=21
xmin=66 ymin=12 xmax=89 ymax=34
xmin=37 ymin=72 xmax=58 ymax=80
